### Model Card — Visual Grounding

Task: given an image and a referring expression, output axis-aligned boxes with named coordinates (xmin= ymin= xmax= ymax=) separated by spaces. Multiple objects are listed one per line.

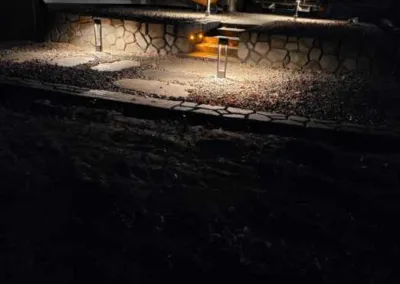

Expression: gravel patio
xmin=1 ymin=42 xmax=400 ymax=126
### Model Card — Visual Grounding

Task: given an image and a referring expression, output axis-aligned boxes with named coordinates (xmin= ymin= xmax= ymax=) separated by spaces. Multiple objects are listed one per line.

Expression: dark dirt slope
xmin=1 ymin=93 xmax=400 ymax=284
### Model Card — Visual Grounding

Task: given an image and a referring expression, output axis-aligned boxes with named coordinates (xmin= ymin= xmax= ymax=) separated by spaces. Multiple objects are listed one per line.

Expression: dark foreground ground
xmin=1 ymin=87 xmax=400 ymax=284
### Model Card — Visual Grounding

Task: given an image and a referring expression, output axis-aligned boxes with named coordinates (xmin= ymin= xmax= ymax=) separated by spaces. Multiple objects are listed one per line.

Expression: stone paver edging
xmin=0 ymin=75 xmax=399 ymax=141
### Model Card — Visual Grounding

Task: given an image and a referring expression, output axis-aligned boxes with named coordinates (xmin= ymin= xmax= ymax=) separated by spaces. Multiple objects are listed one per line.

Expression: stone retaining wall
xmin=46 ymin=12 xmax=198 ymax=55
xmin=238 ymin=31 xmax=400 ymax=74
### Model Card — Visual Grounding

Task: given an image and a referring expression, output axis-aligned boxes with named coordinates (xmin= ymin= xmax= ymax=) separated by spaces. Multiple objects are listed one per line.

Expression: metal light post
xmin=217 ymin=37 xmax=229 ymax=79
xmin=93 ymin=17 xmax=102 ymax=52
xmin=294 ymin=0 xmax=301 ymax=19
xmin=206 ymin=0 xmax=211 ymax=16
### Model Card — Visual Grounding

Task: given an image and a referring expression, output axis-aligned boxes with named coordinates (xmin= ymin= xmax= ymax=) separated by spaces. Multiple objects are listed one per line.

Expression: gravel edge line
xmin=0 ymin=75 xmax=399 ymax=141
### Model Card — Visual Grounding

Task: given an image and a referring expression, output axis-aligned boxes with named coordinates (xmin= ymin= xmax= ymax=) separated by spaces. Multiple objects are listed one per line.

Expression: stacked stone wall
xmin=46 ymin=13 xmax=193 ymax=55
xmin=238 ymin=31 xmax=400 ymax=73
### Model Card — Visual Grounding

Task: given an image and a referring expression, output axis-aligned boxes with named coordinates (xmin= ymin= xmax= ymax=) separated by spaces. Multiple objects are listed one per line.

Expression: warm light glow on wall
xmin=189 ymin=34 xmax=195 ymax=41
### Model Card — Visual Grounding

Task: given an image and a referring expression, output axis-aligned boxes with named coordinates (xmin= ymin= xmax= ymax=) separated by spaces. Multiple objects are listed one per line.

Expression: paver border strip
xmin=0 ymin=75 xmax=399 ymax=145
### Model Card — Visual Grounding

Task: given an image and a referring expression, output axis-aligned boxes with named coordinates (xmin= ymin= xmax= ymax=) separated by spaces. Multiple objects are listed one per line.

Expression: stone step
xmin=181 ymin=52 xmax=241 ymax=63
xmin=195 ymin=43 xmax=238 ymax=57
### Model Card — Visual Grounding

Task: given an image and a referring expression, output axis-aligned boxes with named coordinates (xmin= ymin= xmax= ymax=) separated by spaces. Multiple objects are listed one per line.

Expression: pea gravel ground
xmin=1 ymin=42 xmax=400 ymax=126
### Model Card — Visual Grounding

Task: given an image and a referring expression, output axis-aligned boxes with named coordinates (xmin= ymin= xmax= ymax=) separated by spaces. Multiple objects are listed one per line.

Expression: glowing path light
xmin=93 ymin=17 xmax=102 ymax=52
xmin=217 ymin=37 xmax=229 ymax=79
xmin=206 ymin=0 xmax=211 ymax=16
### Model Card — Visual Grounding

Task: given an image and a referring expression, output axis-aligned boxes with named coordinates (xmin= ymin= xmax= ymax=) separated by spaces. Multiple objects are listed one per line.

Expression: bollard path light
xmin=217 ymin=37 xmax=229 ymax=79
xmin=93 ymin=17 xmax=102 ymax=52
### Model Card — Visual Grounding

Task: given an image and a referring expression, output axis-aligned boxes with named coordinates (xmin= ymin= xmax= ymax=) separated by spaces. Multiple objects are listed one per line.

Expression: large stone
xmin=166 ymin=24 xmax=175 ymax=35
xmin=322 ymin=39 xmax=340 ymax=55
xmin=238 ymin=42 xmax=249 ymax=61
xmin=111 ymin=19 xmax=123 ymax=27
xmin=140 ymin=23 xmax=148 ymax=35
xmin=175 ymin=37 xmax=191 ymax=53
xmin=259 ymin=58 xmax=272 ymax=67
xmin=304 ymin=60 xmax=321 ymax=70
xmin=102 ymin=24 xmax=115 ymax=36
xmin=254 ymin=42 xmax=269 ymax=56
xmin=147 ymin=45 xmax=158 ymax=55
xmin=286 ymin=42 xmax=298 ymax=51
xmin=135 ymin=32 xmax=148 ymax=50
xmin=115 ymin=26 xmax=125 ymax=38
xmin=342 ymin=58 xmax=357 ymax=71
xmin=101 ymin=18 xmax=112 ymax=25
xmin=81 ymin=22 xmax=94 ymax=36
xmin=51 ymin=56 xmax=95 ymax=67
xmin=59 ymin=33 xmax=69 ymax=43
xmin=105 ymin=33 xmax=116 ymax=45
xmin=124 ymin=31 xmax=134 ymax=44
xmin=148 ymin=23 xmax=164 ymax=38
xmin=70 ymin=22 xmax=80 ymax=31
xmin=239 ymin=32 xmax=250 ymax=42
xmin=250 ymin=33 xmax=258 ymax=44
xmin=340 ymin=40 xmax=360 ymax=59
xmin=152 ymin=38 xmax=165 ymax=50
xmin=165 ymin=34 xmax=175 ymax=46
xmin=357 ymin=56 xmax=370 ymax=71
xmin=250 ymin=51 xmax=261 ymax=63
xmin=115 ymin=38 xmax=126 ymax=51
xmin=171 ymin=45 xmax=180 ymax=55
xmin=79 ymin=16 xmax=92 ymax=24
xmin=114 ymin=79 xmax=193 ymax=98
xmin=286 ymin=63 xmax=302 ymax=70
xmin=91 ymin=60 xmax=140 ymax=71
xmin=58 ymin=23 xmax=69 ymax=34
xmin=320 ymin=55 xmax=339 ymax=72
xmin=271 ymin=35 xmax=287 ymax=49
xmin=51 ymin=29 xmax=59 ymax=42
xmin=125 ymin=43 xmax=142 ymax=53
xmin=267 ymin=49 xmax=288 ymax=63
xmin=145 ymin=35 xmax=151 ymax=44
xmin=298 ymin=37 xmax=314 ymax=53
xmin=124 ymin=20 xmax=140 ymax=33
xmin=290 ymin=51 xmax=308 ymax=67
xmin=67 ymin=14 xmax=79 ymax=22
xmin=67 ymin=28 xmax=75 ymax=38
xmin=309 ymin=48 xmax=322 ymax=61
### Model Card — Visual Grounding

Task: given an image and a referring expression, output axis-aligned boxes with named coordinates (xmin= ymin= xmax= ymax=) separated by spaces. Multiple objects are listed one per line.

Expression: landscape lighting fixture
xmin=93 ymin=17 xmax=102 ymax=52
xmin=217 ymin=37 xmax=229 ymax=79
xmin=295 ymin=0 xmax=301 ymax=19
xmin=206 ymin=0 xmax=211 ymax=16
xmin=198 ymin=33 xmax=204 ymax=40
xmin=190 ymin=34 xmax=195 ymax=41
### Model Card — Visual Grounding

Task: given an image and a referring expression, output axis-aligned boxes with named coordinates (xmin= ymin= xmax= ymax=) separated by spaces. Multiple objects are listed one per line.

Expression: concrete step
xmin=217 ymin=26 xmax=247 ymax=38
xmin=203 ymin=36 xmax=239 ymax=47
xmin=195 ymin=43 xmax=238 ymax=57
xmin=181 ymin=52 xmax=241 ymax=63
